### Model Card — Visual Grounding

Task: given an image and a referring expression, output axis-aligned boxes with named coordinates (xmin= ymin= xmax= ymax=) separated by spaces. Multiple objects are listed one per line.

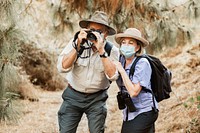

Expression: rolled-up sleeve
xmin=106 ymin=69 xmax=119 ymax=81
xmin=57 ymin=39 xmax=74 ymax=73
xmin=132 ymin=58 xmax=152 ymax=88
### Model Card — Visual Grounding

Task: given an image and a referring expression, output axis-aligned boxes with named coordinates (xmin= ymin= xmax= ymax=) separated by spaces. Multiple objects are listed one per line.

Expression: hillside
xmin=155 ymin=42 xmax=200 ymax=133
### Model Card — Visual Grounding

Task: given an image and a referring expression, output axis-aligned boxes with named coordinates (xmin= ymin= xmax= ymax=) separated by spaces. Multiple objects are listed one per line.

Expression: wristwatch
xmin=100 ymin=52 xmax=108 ymax=58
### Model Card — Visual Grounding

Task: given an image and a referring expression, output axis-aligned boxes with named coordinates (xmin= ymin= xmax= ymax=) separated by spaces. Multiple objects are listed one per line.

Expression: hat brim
xmin=79 ymin=20 xmax=116 ymax=36
xmin=115 ymin=33 xmax=149 ymax=47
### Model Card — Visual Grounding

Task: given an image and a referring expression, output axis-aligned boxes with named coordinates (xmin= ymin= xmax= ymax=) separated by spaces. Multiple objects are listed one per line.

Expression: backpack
xmin=129 ymin=54 xmax=172 ymax=102
xmin=104 ymin=41 xmax=113 ymax=56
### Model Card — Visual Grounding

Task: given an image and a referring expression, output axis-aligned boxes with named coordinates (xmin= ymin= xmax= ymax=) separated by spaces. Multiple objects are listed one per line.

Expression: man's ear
xmin=104 ymin=33 xmax=108 ymax=39
xmin=103 ymin=30 xmax=108 ymax=37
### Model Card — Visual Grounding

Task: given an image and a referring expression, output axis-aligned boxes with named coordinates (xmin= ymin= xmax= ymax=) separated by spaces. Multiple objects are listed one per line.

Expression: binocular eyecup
xmin=85 ymin=30 xmax=98 ymax=41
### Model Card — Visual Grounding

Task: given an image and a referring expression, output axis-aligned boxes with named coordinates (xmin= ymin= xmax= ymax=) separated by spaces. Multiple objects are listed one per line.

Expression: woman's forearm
xmin=120 ymin=71 xmax=142 ymax=97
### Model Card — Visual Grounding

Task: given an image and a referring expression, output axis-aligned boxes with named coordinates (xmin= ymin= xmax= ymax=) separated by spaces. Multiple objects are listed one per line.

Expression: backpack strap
xmin=129 ymin=55 xmax=158 ymax=112
xmin=104 ymin=41 xmax=113 ymax=56
xmin=103 ymin=41 xmax=113 ymax=84
xmin=129 ymin=55 xmax=144 ymax=77
xmin=143 ymin=86 xmax=158 ymax=112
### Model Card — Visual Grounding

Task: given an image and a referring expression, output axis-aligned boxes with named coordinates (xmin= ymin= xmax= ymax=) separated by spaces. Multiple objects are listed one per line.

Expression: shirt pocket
xmin=73 ymin=58 xmax=89 ymax=76
xmin=93 ymin=59 xmax=106 ymax=84
xmin=76 ymin=58 xmax=89 ymax=67
xmin=94 ymin=59 xmax=104 ymax=73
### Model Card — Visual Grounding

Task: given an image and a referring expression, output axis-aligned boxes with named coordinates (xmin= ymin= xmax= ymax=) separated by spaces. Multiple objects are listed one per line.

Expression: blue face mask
xmin=120 ymin=45 xmax=135 ymax=58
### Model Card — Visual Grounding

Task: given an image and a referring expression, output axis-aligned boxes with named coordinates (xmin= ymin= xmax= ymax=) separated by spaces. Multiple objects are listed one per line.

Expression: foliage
xmin=182 ymin=94 xmax=200 ymax=132
xmin=183 ymin=95 xmax=200 ymax=109
xmin=186 ymin=118 xmax=200 ymax=133
xmin=0 ymin=92 xmax=20 ymax=123
xmin=0 ymin=0 xmax=23 ymax=122
xmin=0 ymin=0 xmax=15 ymax=31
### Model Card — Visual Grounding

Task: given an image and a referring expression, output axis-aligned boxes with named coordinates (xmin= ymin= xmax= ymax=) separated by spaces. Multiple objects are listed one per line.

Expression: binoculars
xmin=85 ymin=30 xmax=101 ymax=41
xmin=117 ymin=91 xmax=136 ymax=112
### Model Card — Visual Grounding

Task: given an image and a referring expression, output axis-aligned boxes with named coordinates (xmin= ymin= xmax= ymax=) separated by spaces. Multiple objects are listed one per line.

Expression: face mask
xmin=120 ymin=45 xmax=135 ymax=58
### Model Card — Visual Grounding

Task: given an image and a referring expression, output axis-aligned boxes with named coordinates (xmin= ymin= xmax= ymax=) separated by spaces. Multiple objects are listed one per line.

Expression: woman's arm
xmin=114 ymin=61 xmax=142 ymax=97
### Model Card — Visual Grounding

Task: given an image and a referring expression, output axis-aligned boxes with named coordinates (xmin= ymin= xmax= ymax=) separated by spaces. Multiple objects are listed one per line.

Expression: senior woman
xmin=114 ymin=28 xmax=159 ymax=133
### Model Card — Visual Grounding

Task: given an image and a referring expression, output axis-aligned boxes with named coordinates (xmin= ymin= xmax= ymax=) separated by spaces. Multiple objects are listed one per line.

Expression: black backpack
xmin=129 ymin=54 xmax=172 ymax=102
xmin=104 ymin=41 xmax=113 ymax=56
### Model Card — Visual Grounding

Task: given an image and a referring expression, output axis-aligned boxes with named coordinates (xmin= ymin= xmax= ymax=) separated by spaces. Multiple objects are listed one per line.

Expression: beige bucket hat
xmin=115 ymin=28 xmax=149 ymax=47
xmin=79 ymin=11 xmax=116 ymax=35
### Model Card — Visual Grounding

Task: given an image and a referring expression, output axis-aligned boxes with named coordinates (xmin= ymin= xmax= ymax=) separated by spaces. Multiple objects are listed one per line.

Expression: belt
xmin=68 ymin=83 xmax=107 ymax=96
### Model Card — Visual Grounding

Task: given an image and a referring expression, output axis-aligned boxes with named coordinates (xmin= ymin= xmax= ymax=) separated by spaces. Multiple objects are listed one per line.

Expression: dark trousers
xmin=121 ymin=110 xmax=159 ymax=133
xmin=58 ymin=87 xmax=108 ymax=133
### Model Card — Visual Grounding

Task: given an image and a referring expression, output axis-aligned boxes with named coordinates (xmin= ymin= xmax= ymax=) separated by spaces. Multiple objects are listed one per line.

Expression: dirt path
xmin=0 ymin=83 xmax=122 ymax=133
xmin=0 ymin=90 xmax=62 ymax=133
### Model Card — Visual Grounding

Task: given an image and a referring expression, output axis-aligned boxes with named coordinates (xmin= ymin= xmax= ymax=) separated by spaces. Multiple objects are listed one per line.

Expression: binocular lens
xmin=87 ymin=33 xmax=97 ymax=41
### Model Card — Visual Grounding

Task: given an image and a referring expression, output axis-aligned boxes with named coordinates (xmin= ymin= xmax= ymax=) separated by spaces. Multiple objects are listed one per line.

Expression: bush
xmin=19 ymin=43 xmax=66 ymax=91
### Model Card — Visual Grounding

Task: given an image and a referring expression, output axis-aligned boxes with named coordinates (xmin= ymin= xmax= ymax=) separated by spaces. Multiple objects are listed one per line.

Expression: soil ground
xmin=0 ymin=83 xmax=122 ymax=133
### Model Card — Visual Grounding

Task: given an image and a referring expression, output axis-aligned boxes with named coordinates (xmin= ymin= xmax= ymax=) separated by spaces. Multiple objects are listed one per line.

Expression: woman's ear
xmin=135 ymin=44 xmax=141 ymax=52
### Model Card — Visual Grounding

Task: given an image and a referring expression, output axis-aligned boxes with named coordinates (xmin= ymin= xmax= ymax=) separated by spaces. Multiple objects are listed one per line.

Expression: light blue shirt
xmin=116 ymin=56 xmax=158 ymax=121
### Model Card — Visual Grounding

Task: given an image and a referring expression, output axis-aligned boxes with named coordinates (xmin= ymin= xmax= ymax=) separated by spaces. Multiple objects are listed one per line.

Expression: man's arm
xmin=57 ymin=39 xmax=77 ymax=72
xmin=61 ymin=48 xmax=77 ymax=70
xmin=57 ymin=29 xmax=88 ymax=72
xmin=99 ymin=48 xmax=118 ymax=78
xmin=91 ymin=32 xmax=119 ymax=80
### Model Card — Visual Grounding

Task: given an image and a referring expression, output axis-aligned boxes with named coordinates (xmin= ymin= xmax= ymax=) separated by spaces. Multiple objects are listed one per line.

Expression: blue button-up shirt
xmin=116 ymin=56 xmax=158 ymax=121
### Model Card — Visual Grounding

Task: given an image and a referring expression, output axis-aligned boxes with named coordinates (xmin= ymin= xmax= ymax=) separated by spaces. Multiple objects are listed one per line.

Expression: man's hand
xmin=77 ymin=29 xmax=88 ymax=48
xmin=91 ymin=32 xmax=105 ymax=53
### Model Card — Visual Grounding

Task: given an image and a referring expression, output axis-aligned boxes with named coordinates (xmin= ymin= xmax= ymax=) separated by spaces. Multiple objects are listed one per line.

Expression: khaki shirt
xmin=57 ymin=39 xmax=119 ymax=93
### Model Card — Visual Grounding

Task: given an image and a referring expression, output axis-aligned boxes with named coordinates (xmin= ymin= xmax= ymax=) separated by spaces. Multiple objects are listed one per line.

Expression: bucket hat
xmin=79 ymin=11 xmax=116 ymax=35
xmin=115 ymin=28 xmax=149 ymax=47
